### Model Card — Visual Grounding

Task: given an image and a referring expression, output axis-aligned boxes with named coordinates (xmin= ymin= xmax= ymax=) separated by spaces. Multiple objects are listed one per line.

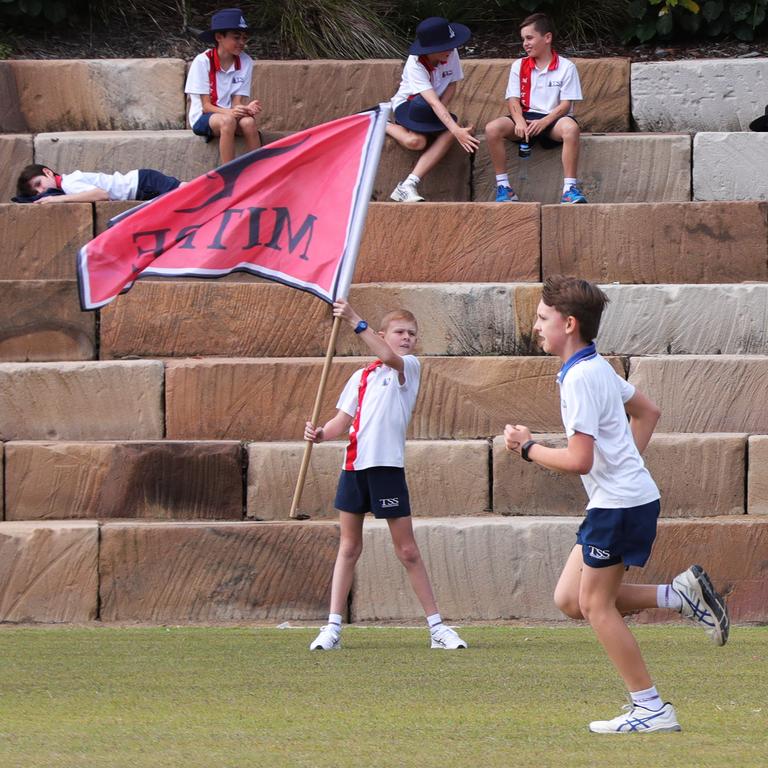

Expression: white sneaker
xmin=672 ymin=564 xmax=730 ymax=646
xmin=589 ymin=702 xmax=681 ymax=734
xmin=390 ymin=181 xmax=425 ymax=203
xmin=430 ymin=624 xmax=467 ymax=650
xmin=309 ymin=625 xmax=341 ymax=651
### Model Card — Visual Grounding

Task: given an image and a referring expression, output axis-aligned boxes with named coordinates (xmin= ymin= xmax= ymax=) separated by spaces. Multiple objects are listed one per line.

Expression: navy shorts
xmin=334 ymin=467 xmax=411 ymax=519
xmin=576 ymin=499 xmax=660 ymax=569
xmin=192 ymin=113 xmax=215 ymax=142
xmin=507 ymin=111 xmax=579 ymax=149
xmin=136 ymin=169 xmax=181 ymax=200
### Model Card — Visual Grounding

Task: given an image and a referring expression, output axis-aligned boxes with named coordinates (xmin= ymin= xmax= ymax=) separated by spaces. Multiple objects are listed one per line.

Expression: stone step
xmin=4 ymin=440 xmax=244 ymax=521
xmin=0 ymin=134 xmax=33 ymax=203
xmin=0 ymin=280 xmax=94 ymax=362
xmin=0 ymin=360 xmax=164 ymax=441
xmin=98 ymin=520 xmax=339 ymax=622
xmin=163 ymin=355 xmax=624 ymax=441
xmin=747 ymin=436 xmax=768 ymax=516
xmin=542 ymin=202 xmax=768 ymax=284
xmin=693 ymin=132 xmax=768 ymax=201
xmin=0 ymin=59 xmax=186 ymax=133
xmin=0 ymin=520 xmax=98 ymax=622
xmin=352 ymin=516 xmax=767 ymax=623
xmin=629 ymin=355 xmax=768 ymax=432
xmin=100 ymin=281 xmax=539 ymax=358
xmin=2 ymin=516 xmax=763 ymax=623
xmin=631 ymin=60 xmax=768 ymax=132
xmin=493 ymin=433 xmax=746 ymax=518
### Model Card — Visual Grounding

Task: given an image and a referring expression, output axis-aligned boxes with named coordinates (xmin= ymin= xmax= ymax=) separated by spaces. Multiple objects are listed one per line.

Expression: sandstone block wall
xmin=0 ymin=520 xmax=98 ymax=622
xmin=99 ymin=520 xmax=339 ymax=621
xmin=632 ymin=60 xmax=768 ymax=132
xmin=164 ymin=356 xmax=624 ymax=441
xmin=747 ymin=436 xmax=768 ymax=516
xmin=493 ymin=433 xmax=746 ymax=517
xmin=5 ymin=441 xmax=244 ymax=520
xmin=693 ymin=133 xmax=768 ymax=201
xmin=629 ymin=355 xmax=768 ymax=432
xmin=100 ymin=281 xmax=538 ymax=359
xmin=0 ymin=280 xmax=95 ymax=362
xmin=473 ymin=134 xmax=692 ymax=204
xmin=0 ymin=134 xmax=33 ymax=203
xmin=0 ymin=204 xmax=93 ymax=280
xmin=247 ymin=440 xmax=489 ymax=519
xmin=541 ymin=202 xmax=768 ymax=284
xmin=0 ymin=59 xmax=186 ymax=132
xmin=598 ymin=284 xmax=768 ymax=355
xmin=0 ymin=360 xmax=164 ymax=440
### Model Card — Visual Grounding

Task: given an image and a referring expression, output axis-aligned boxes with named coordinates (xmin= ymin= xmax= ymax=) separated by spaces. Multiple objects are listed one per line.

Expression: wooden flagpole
xmin=289 ymin=313 xmax=343 ymax=519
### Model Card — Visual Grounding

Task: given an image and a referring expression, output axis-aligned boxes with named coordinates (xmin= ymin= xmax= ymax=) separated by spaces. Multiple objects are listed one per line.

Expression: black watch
xmin=354 ymin=320 xmax=368 ymax=334
xmin=521 ymin=440 xmax=537 ymax=462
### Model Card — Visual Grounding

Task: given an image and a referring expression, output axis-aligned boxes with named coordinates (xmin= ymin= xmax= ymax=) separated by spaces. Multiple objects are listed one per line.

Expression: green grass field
xmin=0 ymin=625 xmax=765 ymax=767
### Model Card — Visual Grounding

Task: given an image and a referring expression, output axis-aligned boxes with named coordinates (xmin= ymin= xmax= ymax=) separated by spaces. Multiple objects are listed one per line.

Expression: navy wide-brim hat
xmin=409 ymin=16 xmax=471 ymax=55
xmin=395 ymin=94 xmax=455 ymax=134
xmin=750 ymin=105 xmax=768 ymax=131
xmin=199 ymin=7 xmax=249 ymax=43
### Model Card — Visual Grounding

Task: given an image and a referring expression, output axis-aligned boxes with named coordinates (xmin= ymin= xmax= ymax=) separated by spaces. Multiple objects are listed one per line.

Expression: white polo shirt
xmin=60 ymin=170 xmax=139 ymax=200
xmin=185 ymin=50 xmax=254 ymax=126
xmin=391 ymin=50 xmax=463 ymax=111
xmin=558 ymin=352 xmax=659 ymax=510
xmin=505 ymin=55 xmax=582 ymax=115
xmin=337 ymin=355 xmax=420 ymax=470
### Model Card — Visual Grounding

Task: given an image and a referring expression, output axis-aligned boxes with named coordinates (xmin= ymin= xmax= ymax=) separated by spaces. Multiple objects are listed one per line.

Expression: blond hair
xmin=379 ymin=309 xmax=418 ymax=332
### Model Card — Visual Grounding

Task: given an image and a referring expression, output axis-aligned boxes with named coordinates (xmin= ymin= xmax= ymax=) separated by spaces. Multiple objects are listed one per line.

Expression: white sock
xmin=406 ymin=173 xmax=421 ymax=186
xmin=427 ymin=613 xmax=442 ymax=632
xmin=563 ymin=177 xmax=578 ymax=193
xmin=630 ymin=685 xmax=663 ymax=711
xmin=495 ymin=173 xmax=510 ymax=186
xmin=657 ymin=584 xmax=683 ymax=612
xmin=328 ymin=613 xmax=342 ymax=633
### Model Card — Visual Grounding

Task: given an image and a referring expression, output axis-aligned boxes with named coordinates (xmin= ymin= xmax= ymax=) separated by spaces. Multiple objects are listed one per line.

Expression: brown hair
xmin=16 ymin=163 xmax=53 ymax=197
xmin=520 ymin=12 xmax=555 ymax=37
xmin=379 ymin=308 xmax=418 ymax=333
xmin=541 ymin=275 xmax=608 ymax=344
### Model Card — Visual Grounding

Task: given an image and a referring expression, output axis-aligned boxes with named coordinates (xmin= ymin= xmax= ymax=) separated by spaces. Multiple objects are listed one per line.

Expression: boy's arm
xmin=304 ymin=409 xmax=354 ymax=444
xmin=525 ymin=100 xmax=573 ymax=136
xmin=507 ymin=97 xmax=527 ymax=138
xmin=35 ymin=188 xmax=109 ymax=203
xmin=504 ymin=424 xmax=594 ymax=475
xmin=333 ymin=299 xmax=405 ymax=375
xmin=624 ymin=389 xmax=661 ymax=454
xmin=418 ymin=87 xmax=479 ymax=153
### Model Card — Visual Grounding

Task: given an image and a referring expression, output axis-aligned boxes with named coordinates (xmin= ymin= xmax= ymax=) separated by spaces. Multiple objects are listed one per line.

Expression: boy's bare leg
xmin=236 ymin=115 xmax=262 ymax=152
xmin=328 ymin=511 xmax=365 ymax=615
xmin=555 ymin=545 xmax=659 ymax=619
xmin=412 ymin=128 xmax=463 ymax=179
xmin=579 ymin=562 xmax=654 ymax=692
xmin=549 ymin=116 xmax=580 ymax=179
xmin=208 ymin=113 xmax=238 ymax=164
xmin=385 ymin=122 xmax=428 ymax=152
xmin=387 ymin=516 xmax=438 ymax=616
xmin=485 ymin=116 xmax=518 ymax=174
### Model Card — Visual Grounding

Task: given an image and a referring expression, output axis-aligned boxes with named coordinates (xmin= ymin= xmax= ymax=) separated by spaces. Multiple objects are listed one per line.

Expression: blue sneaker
xmin=561 ymin=184 xmax=587 ymax=204
xmin=495 ymin=185 xmax=519 ymax=203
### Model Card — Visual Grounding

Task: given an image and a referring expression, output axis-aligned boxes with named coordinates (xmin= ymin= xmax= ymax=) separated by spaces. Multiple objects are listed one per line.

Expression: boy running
xmin=387 ymin=16 xmax=479 ymax=202
xmin=485 ymin=13 xmax=587 ymax=204
xmin=504 ymin=275 xmax=729 ymax=733
xmin=305 ymin=299 xmax=466 ymax=651
xmin=185 ymin=7 xmax=262 ymax=165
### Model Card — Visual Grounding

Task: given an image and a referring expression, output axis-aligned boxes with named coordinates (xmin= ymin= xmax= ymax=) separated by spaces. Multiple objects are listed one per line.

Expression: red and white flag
xmin=77 ymin=106 xmax=390 ymax=310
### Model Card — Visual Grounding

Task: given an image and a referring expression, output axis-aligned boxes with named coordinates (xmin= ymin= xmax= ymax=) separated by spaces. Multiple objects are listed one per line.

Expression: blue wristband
xmin=354 ymin=320 xmax=368 ymax=334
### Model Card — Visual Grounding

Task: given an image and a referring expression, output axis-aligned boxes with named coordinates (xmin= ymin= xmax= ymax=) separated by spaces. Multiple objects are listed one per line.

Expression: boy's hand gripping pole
xmin=289 ymin=313 xmax=343 ymax=519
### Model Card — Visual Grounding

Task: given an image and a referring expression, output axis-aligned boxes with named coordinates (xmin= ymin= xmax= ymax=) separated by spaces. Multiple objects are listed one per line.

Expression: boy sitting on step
xmin=387 ymin=16 xmax=480 ymax=202
xmin=13 ymin=164 xmax=182 ymax=204
xmin=304 ymin=298 xmax=466 ymax=652
xmin=485 ymin=13 xmax=587 ymax=204
xmin=185 ymin=7 xmax=262 ymax=165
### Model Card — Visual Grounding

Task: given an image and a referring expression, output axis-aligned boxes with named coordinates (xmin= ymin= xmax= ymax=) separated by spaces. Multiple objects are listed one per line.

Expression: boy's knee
xmin=403 ymin=133 xmax=427 ymax=151
xmin=216 ymin=114 xmax=237 ymax=134
xmin=239 ymin=115 xmax=258 ymax=132
xmin=394 ymin=541 xmax=420 ymax=566
xmin=339 ymin=541 xmax=363 ymax=562
xmin=485 ymin=118 xmax=507 ymax=141
xmin=554 ymin=589 xmax=582 ymax=620
xmin=559 ymin=118 xmax=580 ymax=140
